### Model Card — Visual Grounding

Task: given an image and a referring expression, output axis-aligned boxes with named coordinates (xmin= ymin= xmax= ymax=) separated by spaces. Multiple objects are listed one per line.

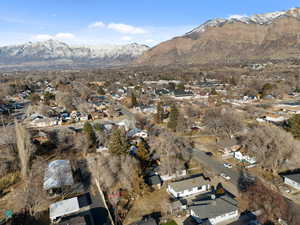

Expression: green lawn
xmin=161 ymin=220 xmax=178 ymax=225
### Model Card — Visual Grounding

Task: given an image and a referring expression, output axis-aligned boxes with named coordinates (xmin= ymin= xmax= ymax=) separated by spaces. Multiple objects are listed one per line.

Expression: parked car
xmin=223 ymin=163 xmax=232 ymax=168
xmin=220 ymin=173 xmax=231 ymax=180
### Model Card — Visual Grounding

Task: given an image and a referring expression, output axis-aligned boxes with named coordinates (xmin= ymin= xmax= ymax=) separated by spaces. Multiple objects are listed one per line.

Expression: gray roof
xmin=50 ymin=197 xmax=80 ymax=221
xmin=283 ymin=173 xmax=300 ymax=183
xmin=190 ymin=196 xmax=238 ymax=220
xmin=44 ymin=160 xmax=74 ymax=190
xmin=169 ymin=176 xmax=210 ymax=192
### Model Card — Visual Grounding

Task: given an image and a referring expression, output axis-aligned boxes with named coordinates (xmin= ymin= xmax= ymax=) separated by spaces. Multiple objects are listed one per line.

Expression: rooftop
xmin=50 ymin=197 xmax=80 ymax=221
xmin=283 ymin=173 xmax=300 ymax=183
xmin=190 ymin=196 xmax=238 ymax=219
xmin=43 ymin=160 xmax=74 ymax=190
xmin=169 ymin=176 xmax=210 ymax=192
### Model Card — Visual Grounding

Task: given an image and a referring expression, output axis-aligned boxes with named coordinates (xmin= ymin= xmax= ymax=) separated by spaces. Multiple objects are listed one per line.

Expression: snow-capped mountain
xmin=136 ymin=7 xmax=300 ymax=66
xmin=186 ymin=7 xmax=300 ymax=35
xmin=0 ymin=40 xmax=149 ymax=69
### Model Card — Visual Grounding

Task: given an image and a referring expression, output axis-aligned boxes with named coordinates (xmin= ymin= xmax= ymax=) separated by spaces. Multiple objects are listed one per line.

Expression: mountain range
xmin=2 ymin=7 xmax=300 ymax=70
xmin=0 ymin=40 xmax=149 ymax=70
xmin=136 ymin=7 xmax=300 ymax=66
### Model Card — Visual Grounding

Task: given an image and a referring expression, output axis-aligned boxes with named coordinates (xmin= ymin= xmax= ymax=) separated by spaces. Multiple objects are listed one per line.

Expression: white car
xmin=223 ymin=163 xmax=232 ymax=168
xmin=220 ymin=173 xmax=231 ymax=180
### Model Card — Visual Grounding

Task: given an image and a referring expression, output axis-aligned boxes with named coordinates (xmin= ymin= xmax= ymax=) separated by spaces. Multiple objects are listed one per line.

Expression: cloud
xmin=33 ymin=33 xmax=75 ymax=41
xmin=107 ymin=23 xmax=146 ymax=34
xmin=89 ymin=21 xmax=147 ymax=34
xmin=228 ymin=14 xmax=247 ymax=20
xmin=121 ymin=36 xmax=133 ymax=41
xmin=88 ymin=21 xmax=105 ymax=28
xmin=34 ymin=34 xmax=53 ymax=41
xmin=55 ymin=33 xmax=75 ymax=39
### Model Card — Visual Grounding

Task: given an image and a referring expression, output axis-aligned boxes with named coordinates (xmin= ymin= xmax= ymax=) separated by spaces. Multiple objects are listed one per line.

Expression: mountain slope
xmin=0 ymin=40 xmax=149 ymax=69
xmin=136 ymin=8 xmax=300 ymax=66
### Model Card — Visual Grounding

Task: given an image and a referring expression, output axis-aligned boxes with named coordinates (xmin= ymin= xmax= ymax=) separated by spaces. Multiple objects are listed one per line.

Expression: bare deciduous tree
xmin=15 ymin=121 xmax=35 ymax=179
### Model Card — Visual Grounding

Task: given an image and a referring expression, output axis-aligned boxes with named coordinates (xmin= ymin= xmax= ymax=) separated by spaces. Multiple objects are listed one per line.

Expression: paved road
xmin=191 ymin=148 xmax=241 ymax=187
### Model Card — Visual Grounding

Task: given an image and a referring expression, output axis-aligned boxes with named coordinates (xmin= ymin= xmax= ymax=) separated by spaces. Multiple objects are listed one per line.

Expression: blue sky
xmin=0 ymin=0 xmax=298 ymax=46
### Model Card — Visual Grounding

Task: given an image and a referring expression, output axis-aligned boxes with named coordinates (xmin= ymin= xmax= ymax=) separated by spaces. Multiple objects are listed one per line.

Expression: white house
xmin=29 ymin=117 xmax=58 ymax=128
xmin=190 ymin=196 xmax=239 ymax=225
xmin=234 ymin=151 xmax=256 ymax=165
xmin=167 ymin=176 xmax=210 ymax=198
xmin=160 ymin=170 xmax=187 ymax=181
xmin=50 ymin=197 xmax=80 ymax=222
xmin=283 ymin=174 xmax=300 ymax=190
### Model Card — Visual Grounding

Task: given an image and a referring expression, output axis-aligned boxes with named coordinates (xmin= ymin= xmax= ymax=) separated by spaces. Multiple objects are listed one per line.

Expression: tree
xmin=136 ymin=141 xmax=151 ymax=166
xmin=154 ymin=102 xmax=164 ymax=124
xmin=15 ymin=121 xmax=35 ymax=180
xmin=176 ymin=82 xmax=185 ymax=91
xmin=83 ymin=122 xmax=96 ymax=147
xmin=97 ymin=87 xmax=105 ymax=95
xmin=243 ymin=125 xmax=299 ymax=174
xmin=203 ymin=107 xmax=243 ymax=138
xmin=286 ymin=114 xmax=300 ymax=139
xmin=167 ymin=104 xmax=179 ymax=131
xmin=108 ymin=129 xmax=128 ymax=155
xmin=131 ymin=92 xmax=138 ymax=108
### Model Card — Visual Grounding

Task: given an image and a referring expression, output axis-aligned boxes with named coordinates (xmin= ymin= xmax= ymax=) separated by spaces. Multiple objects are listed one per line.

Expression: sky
xmin=0 ymin=0 xmax=298 ymax=47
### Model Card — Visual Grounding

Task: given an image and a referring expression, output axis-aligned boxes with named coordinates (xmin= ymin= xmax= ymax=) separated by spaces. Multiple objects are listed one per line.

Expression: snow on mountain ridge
xmin=0 ymin=40 xmax=149 ymax=60
xmin=186 ymin=8 xmax=300 ymax=35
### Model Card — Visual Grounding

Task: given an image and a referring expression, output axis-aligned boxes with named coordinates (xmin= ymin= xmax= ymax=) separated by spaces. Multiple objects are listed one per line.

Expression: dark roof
xmin=190 ymin=196 xmax=238 ymax=220
xmin=173 ymin=90 xmax=193 ymax=97
xmin=78 ymin=193 xmax=92 ymax=208
xmin=147 ymin=175 xmax=162 ymax=186
xmin=283 ymin=173 xmax=300 ymax=183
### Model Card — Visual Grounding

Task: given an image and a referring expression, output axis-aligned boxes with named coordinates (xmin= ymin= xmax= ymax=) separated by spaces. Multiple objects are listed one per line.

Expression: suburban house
xmin=43 ymin=160 xmax=74 ymax=195
xmin=160 ymin=169 xmax=187 ymax=181
xmin=127 ymin=128 xmax=148 ymax=139
xmin=49 ymin=193 xmax=92 ymax=223
xmin=190 ymin=195 xmax=239 ymax=225
xmin=283 ymin=173 xmax=300 ymax=190
xmin=233 ymin=149 xmax=256 ymax=165
xmin=167 ymin=176 xmax=211 ymax=198
xmin=145 ymin=174 xmax=162 ymax=189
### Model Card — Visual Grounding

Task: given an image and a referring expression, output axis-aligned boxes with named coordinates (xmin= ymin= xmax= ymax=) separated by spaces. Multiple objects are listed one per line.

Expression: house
xmin=50 ymin=193 xmax=92 ymax=222
xmin=146 ymin=174 xmax=162 ymax=189
xmin=167 ymin=176 xmax=211 ymax=198
xmin=43 ymin=160 xmax=74 ymax=194
xmin=160 ymin=169 xmax=187 ymax=181
xmin=234 ymin=149 xmax=256 ymax=165
xmin=50 ymin=197 xmax=80 ymax=222
xmin=283 ymin=173 xmax=300 ymax=190
xmin=29 ymin=117 xmax=58 ymax=127
xmin=173 ymin=90 xmax=194 ymax=99
xmin=127 ymin=128 xmax=148 ymax=139
xmin=190 ymin=196 xmax=239 ymax=225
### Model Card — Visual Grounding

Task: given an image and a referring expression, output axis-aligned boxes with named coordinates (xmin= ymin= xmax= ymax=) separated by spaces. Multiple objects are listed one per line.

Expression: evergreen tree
xmin=155 ymin=102 xmax=164 ymax=124
xmin=168 ymin=104 xmax=179 ymax=131
xmin=108 ymin=129 xmax=128 ymax=155
xmin=137 ymin=141 xmax=151 ymax=166
xmin=286 ymin=114 xmax=300 ymax=139
xmin=83 ymin=122 xmax=96 ymax=145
